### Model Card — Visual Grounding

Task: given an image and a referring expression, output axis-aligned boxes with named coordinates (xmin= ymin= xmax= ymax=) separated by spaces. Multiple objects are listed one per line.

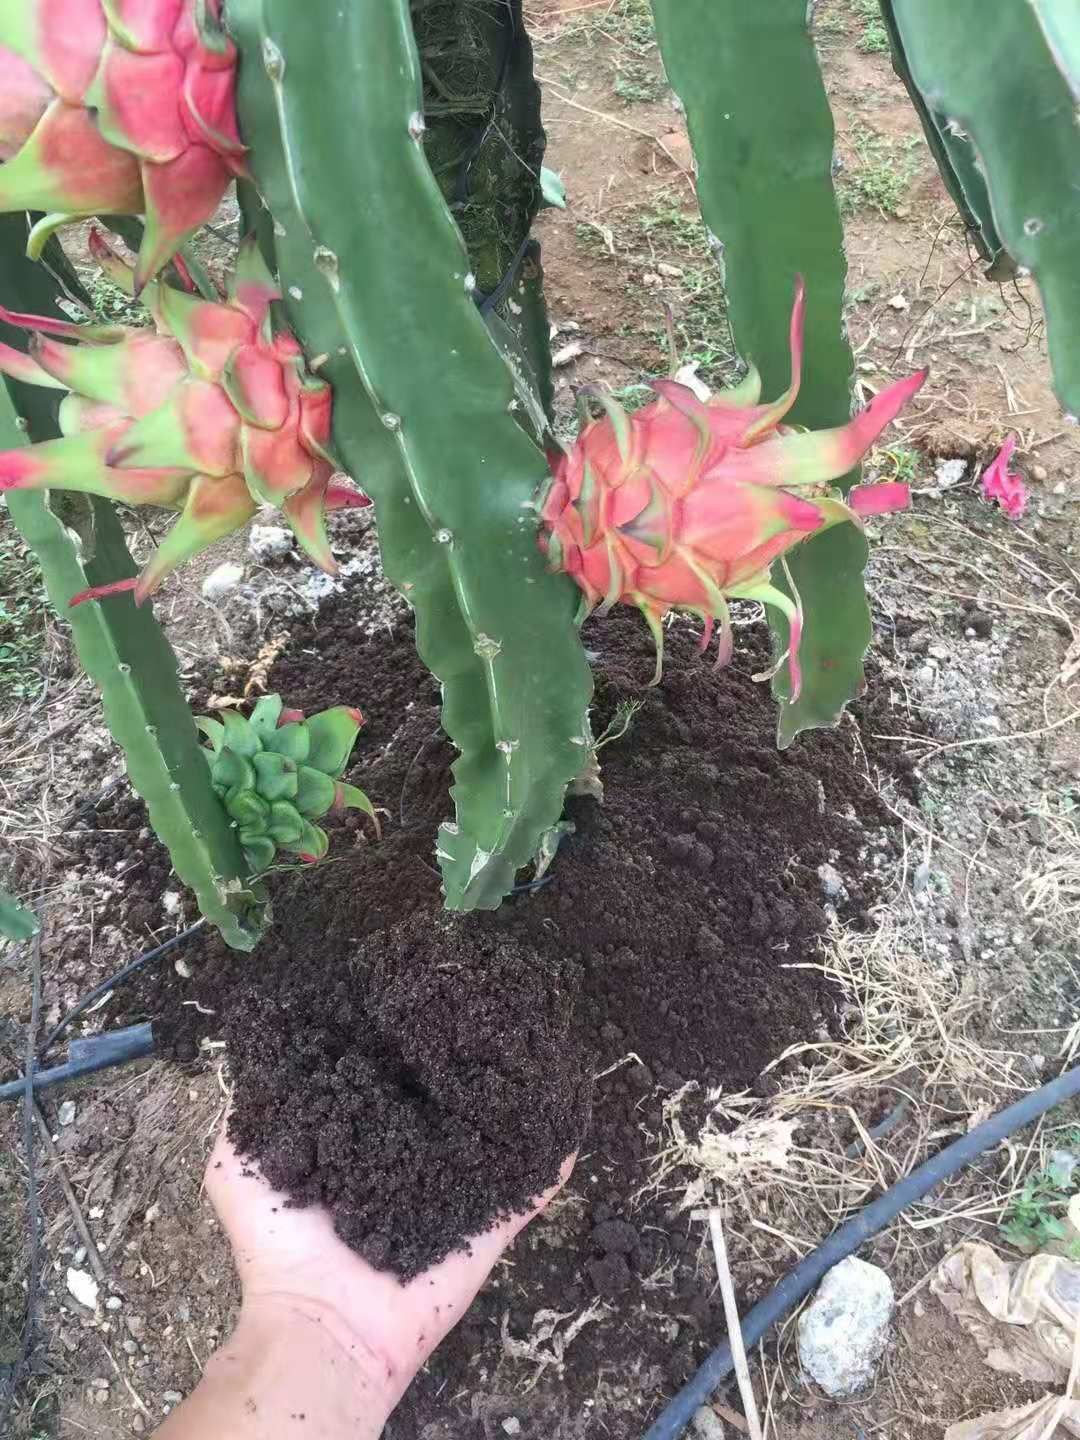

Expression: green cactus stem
xmin=891 ymin=0 xmax=1080 ymax=418
xmin=229 ymin=0 xmax=595 ymax=911
xmin=0 ymin=218 xmax=263 ymax=950
xmin=649 ymin=0 xmax=877 ymax=747
xmin=0 ymin=889 xmax=39 ymax=941
xmin=875 ymin=2 xmax=1011 ymax=278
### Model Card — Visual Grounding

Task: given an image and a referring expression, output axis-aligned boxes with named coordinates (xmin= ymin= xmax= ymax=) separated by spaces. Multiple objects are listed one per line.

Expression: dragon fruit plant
xmin=197 ymin=696 xmax=377 ymax=873
xmin=4 ymin=0 xmax=1079 ymax=937
xmin=0 ymin=0 xmax=245 ymax=289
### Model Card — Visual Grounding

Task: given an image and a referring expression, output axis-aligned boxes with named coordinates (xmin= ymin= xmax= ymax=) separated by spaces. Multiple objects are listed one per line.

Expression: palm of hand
xmin=205 ymin=1129 xmax=570 ymax=1410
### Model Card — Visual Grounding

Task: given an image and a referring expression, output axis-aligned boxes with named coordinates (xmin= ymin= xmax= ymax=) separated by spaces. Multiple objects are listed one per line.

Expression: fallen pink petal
xmin=980 ymin=436 xmax=1029 ymax=520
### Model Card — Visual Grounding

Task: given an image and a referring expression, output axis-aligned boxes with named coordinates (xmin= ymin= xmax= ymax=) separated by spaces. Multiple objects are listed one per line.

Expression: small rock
xmin=106 ymin=1295 xmax=123 ymax=1311
xmin=657 ymin=262 xmax=684 ymax=278
xmin=1032 ymin=464 xmax=1048 ymax=482
xmin=502 ymin=1421 xmax=522 ymax=1437
xmin=915 ymin=663 xmax=936 ymax=687
xmin=928 ymin=643 xmax=949 ymax=661
xmin=887 ymin=293 xmax=908 ymax=310
xmin=144 ymin=1203 xmax=161 ymax=1225
xmin=248 ymin=525 xmax=293 ymax=562
xmin=642 ymin=271 xmax=663 ymax=288
xmin=132 ymin=1418 xmax=146 ymax=1435
xmin=58 ymin=1100 xmax=76 ymax=1126
xmin=67 ymin=1267 xmax=100 ymax=1311
xmin=162 ymin=891 xmax=182 ymax=916
xmin=174 ymin=956 xmax=193 ymax=979
xmin=162 ymin=1391 xmax=184 ymax=1405
xmin=552 ymin=340 xmax=584 ymax=368
xmin=201 ymin=561 xmax=244 ymax=602
xmin=691 ymin=1407 xmax=726 ymax=1440
xmin=1053 ymin=481 xmax=1067 ymax=496
xmin=125 ymin=1313 xmax=146 ymax=1339
xmin=122 ymin=1339 xmax=138 ymax=1356
xmin=797 ymin=1256 xmax=895 ymax=1396
xmin=817 ymin=863 xmax=847 ymax=902
xmin=934 ymin=458 xmax=967 ymax=489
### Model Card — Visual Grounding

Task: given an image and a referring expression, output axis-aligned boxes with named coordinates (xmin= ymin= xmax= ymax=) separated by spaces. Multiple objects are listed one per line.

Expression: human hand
xmin=182 ymin=1125 xmax=573 ymax=1435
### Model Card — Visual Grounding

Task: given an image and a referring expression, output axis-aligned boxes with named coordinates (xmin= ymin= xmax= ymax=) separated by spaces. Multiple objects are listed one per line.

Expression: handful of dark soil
xmin=224 ymin=913 xmax=590 ymax=1278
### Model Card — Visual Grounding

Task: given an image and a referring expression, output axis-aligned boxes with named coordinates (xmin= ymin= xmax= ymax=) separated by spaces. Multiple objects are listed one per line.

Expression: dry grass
xmin=644 ymin=915 xmax=1036 ymax=1255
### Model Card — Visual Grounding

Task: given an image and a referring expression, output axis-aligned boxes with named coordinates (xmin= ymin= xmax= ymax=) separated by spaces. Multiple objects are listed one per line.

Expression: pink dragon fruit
xmin=541 ymin=281 xmax=927 ymax=697
xmin=0 ymin=229 xmax=369 ymax=603
xmin=0 ymin=0 xmax=245 ymax=289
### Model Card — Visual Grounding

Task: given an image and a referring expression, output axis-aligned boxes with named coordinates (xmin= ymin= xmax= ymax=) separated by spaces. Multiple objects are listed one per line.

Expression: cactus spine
xmin=0 ymin=218 xmax=263 ymax=950
xmin=648 ymin=0 xmax=874 ymax=746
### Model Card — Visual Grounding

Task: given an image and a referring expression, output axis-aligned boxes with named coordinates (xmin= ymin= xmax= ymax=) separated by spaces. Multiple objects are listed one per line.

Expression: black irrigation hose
xmin=36 ymin=919 xmax=207 ymax=1061
xmin=642 ymin=1062 xmax=1080 ymax=1440
xmin=0 ymin=1024 xmax=156 ymax=1104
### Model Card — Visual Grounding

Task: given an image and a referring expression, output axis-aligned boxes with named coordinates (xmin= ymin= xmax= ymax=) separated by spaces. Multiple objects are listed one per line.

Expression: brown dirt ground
xmin=2 ymin=0 xmax=1079 ymax=1437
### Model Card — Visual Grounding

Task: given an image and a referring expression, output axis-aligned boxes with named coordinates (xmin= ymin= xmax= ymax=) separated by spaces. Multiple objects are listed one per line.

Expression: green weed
xmin=614 ymin=61 xmax=667 ymax=104
xmin=87 ymin=272 xmax=148 ymax=327
xmin=1001 ymin=1143 xmax=1080 ymax=1257
xmin=563 ymin=0 xmax=656 ymax=55
xmin=839 ymin=124 xmax=918 ymax=217
xmin=852 ymin=0 xmax=890 ymax=52
xmin=880 ymin=445 xmax=921 ymax=483
xmin=0 ymin=523 xmax=49 ymax=707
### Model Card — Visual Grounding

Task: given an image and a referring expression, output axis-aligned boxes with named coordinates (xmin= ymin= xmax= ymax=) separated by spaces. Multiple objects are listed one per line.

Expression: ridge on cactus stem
xmin=540 ymin=281 xmax=927 ymax=699
xmin=0 ymin=0 xmax=246 ymax=288
xmin=0 ymin=230 xmax=371 ymax=605
xmin=196 ymin=694 xmax=379 ymax=874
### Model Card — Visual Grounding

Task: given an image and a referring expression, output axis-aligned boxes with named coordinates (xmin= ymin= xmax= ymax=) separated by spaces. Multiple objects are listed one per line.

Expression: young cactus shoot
xmin=197 ymin=695 xmax=378 ymax=874
xmin=0 ymin=230 xmax=370 ymax=604
xmin=541 ymin=283 xmax=927 ymax=697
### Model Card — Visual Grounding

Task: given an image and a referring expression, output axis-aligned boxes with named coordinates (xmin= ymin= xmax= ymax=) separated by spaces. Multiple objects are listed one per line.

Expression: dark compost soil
xmin=74 ymin=587 xmax=896 ymax=1423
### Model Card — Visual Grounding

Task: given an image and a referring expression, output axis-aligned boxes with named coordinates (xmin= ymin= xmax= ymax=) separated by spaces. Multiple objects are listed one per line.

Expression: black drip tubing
xmin=642 ymin=1062 xmax=1080 ymax=1440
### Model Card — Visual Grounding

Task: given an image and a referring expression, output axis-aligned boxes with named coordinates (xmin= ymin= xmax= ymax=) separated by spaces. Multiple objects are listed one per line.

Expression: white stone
xmin=934 ymin=458 xmax=967 ymax=489
xmin=106 ymin=1296 xmax=123 ymax=1311
xmin=501 ymin=1421 xmax=522 ymax=1436
xmin=817 ymin=862 xmax=847 ymax=901
xmin=67 ymin=1268 xmax=100 ymax=1311
xmin=691 ymin=1407 xmax=726 ymax=1440
xmin=248 ymin=525 xmax=294 ymax=562
xmin=58 ymin=1100 xmax=76 ymax=1126
xmin=887 ymin=293 xmax=908 ymax=310
xmin=200 ymin=562 xmax=244 ymax=602
xmin=797 ymin=1256 xmax=894 ymax=1396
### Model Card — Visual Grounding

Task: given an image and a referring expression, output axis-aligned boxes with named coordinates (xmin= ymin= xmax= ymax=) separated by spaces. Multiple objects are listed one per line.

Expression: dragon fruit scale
xmin=0 ymin=229 xmax=370 ymax=604
xmin=0 ymin=0 xmax=245 ymax=289
xmin=541 ymin=281 xmax=927 ymax=698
